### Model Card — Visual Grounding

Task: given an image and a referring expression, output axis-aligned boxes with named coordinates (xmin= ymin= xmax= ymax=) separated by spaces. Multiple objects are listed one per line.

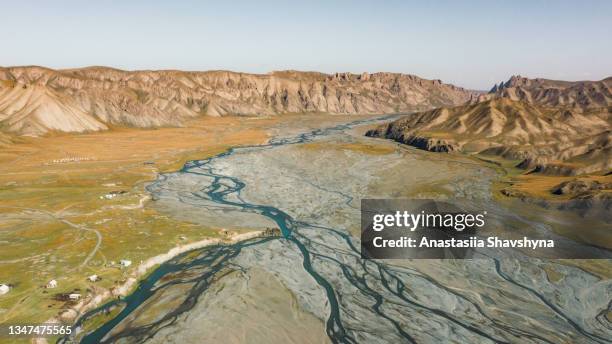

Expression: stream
xmin=65 ymin=115 xmax=611 ymax=344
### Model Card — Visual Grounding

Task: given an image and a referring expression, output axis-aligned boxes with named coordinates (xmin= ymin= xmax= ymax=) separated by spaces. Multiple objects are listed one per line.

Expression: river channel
xmin=67 ymin=116 xmax=611 ymax=344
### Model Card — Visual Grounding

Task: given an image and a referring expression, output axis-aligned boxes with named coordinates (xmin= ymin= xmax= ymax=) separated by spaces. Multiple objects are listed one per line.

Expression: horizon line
xmin=2 ymin=64 xmax=611 ymax=91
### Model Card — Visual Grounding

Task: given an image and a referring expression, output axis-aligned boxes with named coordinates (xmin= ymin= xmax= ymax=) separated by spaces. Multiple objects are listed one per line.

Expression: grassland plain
xmin=0 ymin=114 xmax=367 ymax=343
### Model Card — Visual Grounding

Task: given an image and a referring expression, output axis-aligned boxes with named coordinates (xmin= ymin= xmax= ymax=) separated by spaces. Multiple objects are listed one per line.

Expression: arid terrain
xmin=0 ymin=67 xmax=610 ymax=344
xmin=0 ymin=112 xmax=375 ymax=343
xmin=63 ymin=118 xmax=610 ymax=344
xmin=484 ymin=75 xmax=612 ymax=109
xmin=0 ymin=66 xmax=477 ymax=136
xmin=0 ymin=65 xmax=482 ymax=343
xmin=367 ymin=76 xmax=611 ymax=207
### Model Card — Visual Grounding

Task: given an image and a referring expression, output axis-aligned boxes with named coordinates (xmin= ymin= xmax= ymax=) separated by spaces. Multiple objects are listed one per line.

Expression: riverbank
xmin=34 ymin=230 xmax=263 ymax=344
xmin=0 ymin=114 xmax=371 ymax=330
xmin=55 ymin=115 xmax=612 ymax=344
xmin=112 ymin=230 xmax=263 ymax=297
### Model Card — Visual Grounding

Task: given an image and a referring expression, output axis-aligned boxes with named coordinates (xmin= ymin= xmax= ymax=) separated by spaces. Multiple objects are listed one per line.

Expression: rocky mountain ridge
xmin=479 ymin=75 xmax=612 ymax=109
xmin=0 ymin=66 xmax=477 ymax=136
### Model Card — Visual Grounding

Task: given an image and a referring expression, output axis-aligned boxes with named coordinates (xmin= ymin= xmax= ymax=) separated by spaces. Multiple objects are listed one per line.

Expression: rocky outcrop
xmin=517 ymin=157 xmax=580 ymax=176
xmin=402 ymin=136 xmax=458 ymax=152
xmin=365 ymin=130 xmax=458 ymax=153
xmin=501 ymin=184 xmax=611 ymax=219
xmin=477 ymin=75 xmax=612 ymax=109
xmin=551 ymin=179 xmax=612 ymax=196
xmin=0 ymin=66 xmax=477 ymax=136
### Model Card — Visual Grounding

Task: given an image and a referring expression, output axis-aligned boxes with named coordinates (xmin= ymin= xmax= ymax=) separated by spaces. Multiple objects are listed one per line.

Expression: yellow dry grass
xmin=299 ymin=142 xmax=396 ymax=155
xmin=509 ymin=174 xmax=611 ymax=200
xmin=0 ymin=116 xmax=276 ymax=329
xmin=0 ymin=114 xmax=368 ymax=334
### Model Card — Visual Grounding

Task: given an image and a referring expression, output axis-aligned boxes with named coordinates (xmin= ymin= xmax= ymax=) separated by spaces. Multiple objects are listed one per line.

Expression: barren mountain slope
xmin=0 ymin=83 xmax=107 ymax=136
xmin=367 ymin=98 xmax=611 ymax=175
xmin=479 ymin=75 xmax=612 ymax=109
xmin=0 ymin=66 xmax=477 ymax=136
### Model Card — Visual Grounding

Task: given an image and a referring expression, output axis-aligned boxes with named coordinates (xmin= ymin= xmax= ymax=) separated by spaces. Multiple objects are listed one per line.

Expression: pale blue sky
xmin=1 ymin=0 xmax=610 ymax=89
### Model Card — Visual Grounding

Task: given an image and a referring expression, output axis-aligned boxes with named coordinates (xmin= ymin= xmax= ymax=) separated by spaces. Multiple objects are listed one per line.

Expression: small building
xmin=0 ymin=284 xmax=10 ymax=295
xmin=119 ymin=260 xmax=132 ymax=268
xmin=88 ymin=275 xmax=99 ymax=282
xmin=68 ymin=293 xmax=81 ymax=300
xmin=46 ymin=280 xmax=58 ymax=289
xmin=102 ymin=190 xmax=127 ymax=200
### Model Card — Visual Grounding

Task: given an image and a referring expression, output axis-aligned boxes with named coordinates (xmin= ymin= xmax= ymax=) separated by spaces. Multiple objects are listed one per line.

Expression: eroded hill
xmin=366 ymin=98 xmax=611 ymax=175
xmin=0 ymin=66 xmax=476 ymax=136
xmin=367 ymin=76 xmax=612 ymax=207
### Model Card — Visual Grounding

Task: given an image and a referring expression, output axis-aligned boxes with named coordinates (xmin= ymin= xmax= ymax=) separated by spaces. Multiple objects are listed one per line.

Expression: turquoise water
xmin=70 ymin=116 xmax=399 ymax=344
xmin=64 ymin=114 xmax=610 ymax=344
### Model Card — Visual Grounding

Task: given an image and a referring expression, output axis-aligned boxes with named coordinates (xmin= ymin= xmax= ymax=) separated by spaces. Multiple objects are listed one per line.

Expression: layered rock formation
xmin=0 ymin=66 xmax=476 ymax=136
xmin=366 ymin=98 xmax=611 ymax=175
xmin=479 ymin=75 xmax=612 ymax=109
